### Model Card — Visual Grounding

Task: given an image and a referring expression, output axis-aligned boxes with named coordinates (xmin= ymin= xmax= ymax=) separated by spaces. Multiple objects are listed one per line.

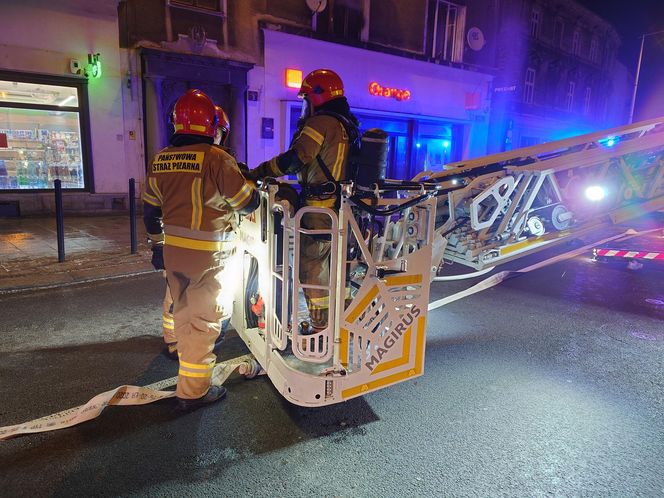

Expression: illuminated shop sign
xmin=285 ymin=68 xmax=302 ymax=89
xmin=368 ymin=81 xmax=411 ymax=101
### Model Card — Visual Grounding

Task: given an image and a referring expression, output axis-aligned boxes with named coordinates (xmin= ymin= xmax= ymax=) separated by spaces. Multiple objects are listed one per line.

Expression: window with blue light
xmin=286 ymin=102 xmax=459 ymax=180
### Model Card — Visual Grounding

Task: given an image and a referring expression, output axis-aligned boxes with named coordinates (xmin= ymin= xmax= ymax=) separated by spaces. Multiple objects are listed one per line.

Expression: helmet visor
xmin=300 ymin=98 xmax=313 ymax=120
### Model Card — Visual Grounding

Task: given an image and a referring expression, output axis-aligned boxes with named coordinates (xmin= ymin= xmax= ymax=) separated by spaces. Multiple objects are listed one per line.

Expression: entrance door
xmin=159 ymin=81 xmax=231 ymax=146
xmin=140 ymin=49 xmax=253 ymax=167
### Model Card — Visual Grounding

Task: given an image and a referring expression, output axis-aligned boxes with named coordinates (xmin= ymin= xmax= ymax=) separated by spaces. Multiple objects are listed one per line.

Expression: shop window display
xmin=0 ymin=78 xmax=86 ymax=191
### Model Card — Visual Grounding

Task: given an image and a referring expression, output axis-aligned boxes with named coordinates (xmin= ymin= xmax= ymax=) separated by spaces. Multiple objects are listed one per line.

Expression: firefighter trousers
xmin=164 ymin=247 xmax=226 ymax=400
xmin=162 ymin=272 xmax=176 ymax=347
xmin=300 ymin=233 xmax=331 ymax=330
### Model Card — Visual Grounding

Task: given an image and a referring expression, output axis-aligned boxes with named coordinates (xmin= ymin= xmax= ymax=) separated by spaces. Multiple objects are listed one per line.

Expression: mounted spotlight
xmin=585 ymin=185 xmax=607 ymax=202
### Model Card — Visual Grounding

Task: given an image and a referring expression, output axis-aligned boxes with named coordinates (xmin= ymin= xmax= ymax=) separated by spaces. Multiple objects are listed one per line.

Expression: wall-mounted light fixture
xmin=85 ymin=53 xmax=102 ymax=79
xmin=71 ymin=54 xmax=102 ymax=79
xmin=285 ymin=68 xmax=302 ymax=89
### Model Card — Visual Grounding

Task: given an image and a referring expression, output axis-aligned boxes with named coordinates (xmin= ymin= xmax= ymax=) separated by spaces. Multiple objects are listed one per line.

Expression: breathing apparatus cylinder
xmin=355 ymin=128 xmax=388 ymax=187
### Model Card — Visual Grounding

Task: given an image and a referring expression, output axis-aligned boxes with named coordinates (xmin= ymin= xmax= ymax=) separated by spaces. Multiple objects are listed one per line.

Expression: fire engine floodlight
xmin=585 ymin=185 xmax=606 ymax=202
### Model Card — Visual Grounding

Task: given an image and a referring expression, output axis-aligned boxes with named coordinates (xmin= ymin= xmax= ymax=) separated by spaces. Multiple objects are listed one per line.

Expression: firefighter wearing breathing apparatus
xmin=160 ymin=103 xmax=236 ymax=360
xmin=143 ymin=89 xmax=259 ymax=410
xmin=245 ymin=69 xmax=360 ymax=333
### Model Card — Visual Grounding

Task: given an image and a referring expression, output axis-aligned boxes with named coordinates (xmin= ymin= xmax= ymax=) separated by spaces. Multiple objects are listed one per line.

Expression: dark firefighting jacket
xmin=143 ymin=140 xmax=258 ymax=251
xmin=256 ymin=114 xmax=348 ymax=208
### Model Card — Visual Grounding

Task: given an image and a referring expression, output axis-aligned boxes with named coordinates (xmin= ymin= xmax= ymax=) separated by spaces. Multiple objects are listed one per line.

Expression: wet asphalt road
xmin=0 ymin=225 xmax=662 ymax=497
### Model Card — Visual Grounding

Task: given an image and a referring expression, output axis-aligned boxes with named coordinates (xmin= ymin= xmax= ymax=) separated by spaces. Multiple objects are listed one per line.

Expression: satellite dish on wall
xmin=306 ymin=0 xmax=327 ymax=13
xmin=467 ymin=27 xmax=486 ymax=51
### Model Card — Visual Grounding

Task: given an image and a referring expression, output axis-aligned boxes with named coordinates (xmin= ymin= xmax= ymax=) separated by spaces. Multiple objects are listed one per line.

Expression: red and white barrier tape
xmin=595 ymin=249 xmax=664 ymax=260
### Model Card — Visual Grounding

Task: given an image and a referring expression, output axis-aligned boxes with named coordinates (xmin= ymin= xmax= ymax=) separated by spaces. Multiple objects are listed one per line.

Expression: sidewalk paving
xmin=1 ymin=211 xmax=661 ymax=294
xmin=0 ymin=215 xmax=156 ymax=293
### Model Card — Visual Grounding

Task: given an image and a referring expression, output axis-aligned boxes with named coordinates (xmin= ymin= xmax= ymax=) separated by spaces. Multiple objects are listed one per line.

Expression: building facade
xmin=0 ymin=0 xmax=144 ymax=214
xmin=488 ymin=0 xmax=630 ymax=152
xmin=119 ymin=0 xmax=498 ymax=181
xmin=0 ymin=0 xmax=631 ymax=214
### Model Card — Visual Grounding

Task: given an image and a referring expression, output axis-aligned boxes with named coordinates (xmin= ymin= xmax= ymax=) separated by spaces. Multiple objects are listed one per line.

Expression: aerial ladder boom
xmin=418 ymin=116 xmax=664 ymax=269
xmin=230 ymin=117 xmax=664 ymax=407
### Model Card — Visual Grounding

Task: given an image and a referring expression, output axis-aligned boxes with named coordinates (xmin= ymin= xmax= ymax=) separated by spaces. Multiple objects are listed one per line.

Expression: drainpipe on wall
xmin=327 ymin=0 xmax=335 ymax=35
xmin=361 ymin=0 xmax=370 ymax=42
xmin=164 ymin=2 xmax=173 ymax=42
xmin=221 ymin=0 xmax=228 ymax=51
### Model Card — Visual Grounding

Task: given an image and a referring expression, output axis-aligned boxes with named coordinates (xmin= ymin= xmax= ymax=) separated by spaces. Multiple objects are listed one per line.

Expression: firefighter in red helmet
xmin=143 ymin=89 xmax=259 ymax=410
xmin=160 ymin=101 xmax=236 ymax=361
xmin=214 ymin=105 xmax=230 ymax=147
xmin=246 ymin=69 xmax=359 ymax=334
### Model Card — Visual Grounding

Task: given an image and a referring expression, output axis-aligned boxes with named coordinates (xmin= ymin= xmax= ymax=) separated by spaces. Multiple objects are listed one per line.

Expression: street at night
xmin=1 ymin=221 xmax=662 ymax=497
xmin=2 ymin=0 xmax=664 ymax=496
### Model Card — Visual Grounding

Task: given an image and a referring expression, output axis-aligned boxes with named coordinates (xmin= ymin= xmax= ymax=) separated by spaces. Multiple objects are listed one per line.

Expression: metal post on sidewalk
xmin=129 ymin=178 xmax=137 ymax=255
xmin=628 ymin=29 xmax=664 ymax=124
xmin=54 ymin=179 xmax=65 ymax=263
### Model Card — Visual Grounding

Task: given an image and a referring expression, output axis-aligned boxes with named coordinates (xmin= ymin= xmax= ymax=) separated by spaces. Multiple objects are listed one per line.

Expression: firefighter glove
xmin=246 ymin=159 xmax=279 ymax=181
xmin=151 ymin=245 xmax=165 ymax=271
xmin=237 ymin=162 xmax=249 ymax=175
xmin=244 ymin=167 xmax=262 ymax=181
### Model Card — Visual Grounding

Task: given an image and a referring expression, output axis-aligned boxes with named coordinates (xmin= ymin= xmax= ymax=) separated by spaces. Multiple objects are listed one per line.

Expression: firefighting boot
xmin=299 ymin=320 xmax=314 ymax=336
xmin=298 ymin=320 xmax=327 ymax=353
xmin=176 ymin=385 xmax=227 ymax=412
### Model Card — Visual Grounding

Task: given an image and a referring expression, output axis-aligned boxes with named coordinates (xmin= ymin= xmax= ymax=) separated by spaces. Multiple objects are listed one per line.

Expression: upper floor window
xmin=553 ymin=18 xmax=564 ymax=48
xmin=431 ymin=0 xmax=466 ymax=63
xmin=590 ymin=36 xmax=599 ymax=63
xmin=169 ymin=0 xmax=223 ymax=13
xmin=583 ymin=86 xmax=592 ymax=115
xmin=316 ymin=0 xmax=363 ymax=41
xmin=530 ymin=7 xmax=541 ymax=38
xmin=572 ymin=29 xmax=581 ymax=55
xmin=566 ymin=81 xmax=575 ymax=111
xmin=524 ymin=68 xmax=536 ymax=104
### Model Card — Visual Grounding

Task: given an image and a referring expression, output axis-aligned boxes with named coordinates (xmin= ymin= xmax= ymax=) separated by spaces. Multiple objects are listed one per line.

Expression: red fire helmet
xmin=298 ymin=69 xmax=344 ymax=108
xmin=215 ymin=105 xmax=230 ymax=144
xmin=172 ymin=89 xmax=217 ymax=138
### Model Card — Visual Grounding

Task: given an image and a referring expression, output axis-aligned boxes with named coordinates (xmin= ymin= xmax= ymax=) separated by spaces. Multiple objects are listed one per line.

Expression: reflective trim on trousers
xmin=162 ymin=314 xmax=174 ymax=330
xmin=178 ymin=354 xmax=215 ymax=379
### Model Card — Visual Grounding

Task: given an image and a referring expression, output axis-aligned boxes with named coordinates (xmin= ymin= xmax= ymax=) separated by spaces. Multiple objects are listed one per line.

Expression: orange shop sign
xmin=368 ymin=81 xmax=411 ymax=101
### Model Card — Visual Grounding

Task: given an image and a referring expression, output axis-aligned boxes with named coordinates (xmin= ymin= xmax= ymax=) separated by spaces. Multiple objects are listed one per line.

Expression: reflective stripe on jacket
xmin=296 ymin=115 xmax=349 ymax=207
xmin=142 ymin=143 xmax=255 ymax=251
